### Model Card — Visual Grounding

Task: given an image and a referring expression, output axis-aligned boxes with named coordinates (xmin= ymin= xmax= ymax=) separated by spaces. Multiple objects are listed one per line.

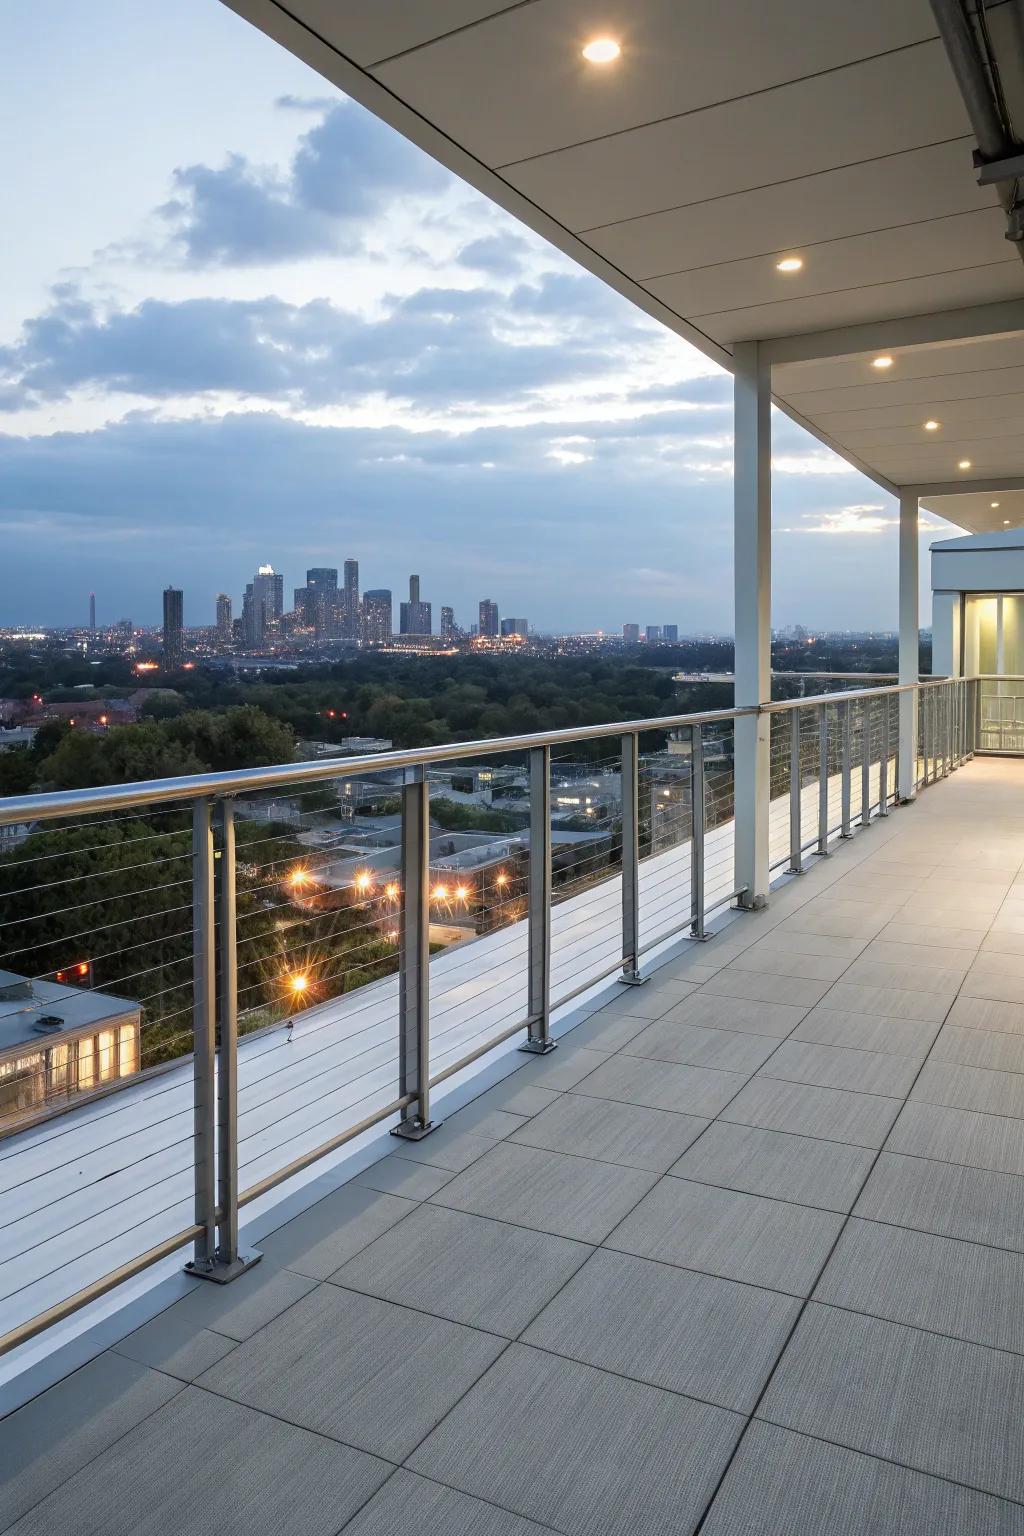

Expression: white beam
xmin=733 ymin=342 xmax=771 ymax=908
xmin=931 ymin=592 xmax=959 ymax=678
xmin=898 ymin=491 xmax=920 ymax=800
xmin=760 ymin=301 xmax=1024 ymax=368
xmin=910 ymin=476 xmax=1024 ymax=497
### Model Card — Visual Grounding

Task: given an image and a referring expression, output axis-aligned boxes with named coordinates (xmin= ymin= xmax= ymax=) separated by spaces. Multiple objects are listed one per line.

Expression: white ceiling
xmin=223 ymin=0 xmax=1024 ymax=515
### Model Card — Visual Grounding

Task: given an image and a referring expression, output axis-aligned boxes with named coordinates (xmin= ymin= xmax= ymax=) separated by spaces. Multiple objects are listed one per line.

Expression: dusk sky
xmin=0 ymin=0 xmax=957 ymax=633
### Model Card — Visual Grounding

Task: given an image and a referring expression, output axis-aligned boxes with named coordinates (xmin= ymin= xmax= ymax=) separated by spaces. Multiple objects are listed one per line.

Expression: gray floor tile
xmin=821 ymin=983 xmax=952 ymax=1023
xmin=757 ymin=1039 xmax=917 ymax=1097
xmin=659 ymin=991 xmax=807 ymax=1038
xmin=607 ymin=1176 xmax=843 ymax=1296
xmin=5 ymin=1386 xmax=390 ymax=1536
xmin=624 ymin=1018 xmax=780 ymax=1073
xmin=430 ymin=1140 xmax=658 ymax=1243
xmin=469 ymin=1078 xmax=561 ymax=1118
xmin=198 ymin=1284 xmax=504 ymax=1463
xmin=408 ymin=1343 xmax=744 ymax=1536
xmin=723 ymin=1076 xmax=902 ymax=1149
xmin=509 ymin=1091 xmax=708 ymax=1171
xmin=701 ymin=1419 xmax=1024 ymax=1536
xmin=877 ymin=920 xmax=984 ymax=952
xmin=113 ymin=1314 xmax=235 ymax=1382
xmin=860 ymin=938 xmax=976 ymax=973
xmin=353 ymin=1154 xmax=455 ymax=1200
xmin=671 ymin=1120 xmax=874 ymax=1213
xmin=259 ymin=1186 xmax=418 ymax=1280
xmin=815 ymin=1217 xmax=1024 ymax=1354
xmin=963 ymin=970 xmax=1024 ymax=1005
xmin=342 ymin=1469 xmax=554 ymax=1536
xmin=700 ymin=969 xmax=831 ymax=1008
xmin=946 ymin=995 xmax=1024 ymax=1034
xmin=571 ymin=1053 xmax=747 ymax=1117
xmin=332 ymin=1203 xmax=589 ymax=1336
xmin=391 ymin=1125 xmax=499 ymax=1172
xmin=565 ymin=1007 xmax=650 ymax=1052
xmin=887 ymin=1100 xmax=1024 ymax=1177
xmin=441 ymin=1104 xmax=529 ymax=1141
xmin=728 ymin=946 xmax=849 ymax=981
xmin=523 ymin=1249 xmax=799 ymax=1412
xmin=791 ymin=1006 xmax=939 ymax=1058
xmin=150 ymin=1260 xmax=317 ymax=1343
xmin=934 ymin=1024 xmax=1024 ymax=1074
xmin=516 ymin=1045 xmax=610 ymax=1090
xmin=856 ymin=1151 xmax=1024 ymax=1253
xmin=759 ymin=1303 xmax=1024 ymax=1503
xmin=0 ymin=1352 xmax=182 ymax=1530
xmin=748 ymin=929 xmax=868 ymax=961
xmin=607 ymin=982 xmax=698 ymax=1019
xmin=911 ymin=1060 xmax=1024 ymax=1119
xmin=840 ymin=957 xmax=964 ymax=996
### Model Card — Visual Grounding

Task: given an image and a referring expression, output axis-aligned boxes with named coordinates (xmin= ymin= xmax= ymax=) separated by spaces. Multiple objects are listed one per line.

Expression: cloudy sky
xmin=0 ymin=0 xmax=953 ymax=633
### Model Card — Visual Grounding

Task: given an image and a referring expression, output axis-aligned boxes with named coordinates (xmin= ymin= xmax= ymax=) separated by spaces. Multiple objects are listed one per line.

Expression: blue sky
xmin=0 ymin=0 xmax=950 ymax=632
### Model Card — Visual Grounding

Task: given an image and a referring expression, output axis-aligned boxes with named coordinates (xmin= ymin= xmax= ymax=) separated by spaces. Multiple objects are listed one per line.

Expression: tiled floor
xmin=6 ymin=757 xmax=1024 ymax=1534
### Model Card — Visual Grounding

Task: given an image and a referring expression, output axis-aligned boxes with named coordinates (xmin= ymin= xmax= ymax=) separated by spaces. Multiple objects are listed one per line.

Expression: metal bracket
xmin=390 ymin=1117 xmax=439 ymax=1141
xmin=519 ymin=1034 xmax=557 ymax=1055
xmin=186 ymin=1249 xmax=262 ymax=1285
xmin=618 ymin=969 xmax=648 ymax=986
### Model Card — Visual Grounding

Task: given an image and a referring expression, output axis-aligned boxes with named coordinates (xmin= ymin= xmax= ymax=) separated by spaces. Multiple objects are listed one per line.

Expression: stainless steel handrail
xmin=0 ymin=674 xmax=978 ymax=1359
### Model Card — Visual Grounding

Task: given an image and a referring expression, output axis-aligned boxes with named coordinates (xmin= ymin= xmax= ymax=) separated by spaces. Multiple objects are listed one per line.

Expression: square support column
xmin=733 ymin=341 xmax=771 ymax=909
xmin=898 ymin=490 xmax=919 ymax=802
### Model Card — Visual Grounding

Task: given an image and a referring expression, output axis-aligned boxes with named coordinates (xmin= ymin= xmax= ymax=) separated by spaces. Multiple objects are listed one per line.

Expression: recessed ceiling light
xmin=1005 ymin=520 xmax=1012 ymax=526
xmin=923 ymin=420 xmax=940 ymax=431
xmin=775 ymin=256 xmax=803 ymax=273
xmin=871 ymin=356 xmax=894 ymax=370
xmin=992 ymin=501 xmax=1001 ymax=509
xmin=958 ymin=459 xmax=972 ymax=470
xmin=582 ymin=37 xmax=620 ymax=62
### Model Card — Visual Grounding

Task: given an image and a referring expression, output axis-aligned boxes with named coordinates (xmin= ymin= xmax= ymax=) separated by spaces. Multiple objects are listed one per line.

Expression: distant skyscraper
xmin=500 ymin=617 xmax=528 ymax=638
xmin=343 ymin=558 xmax=360 ymax=637
xmin=440 ymin=606 xmax=455 ymax=640
xmin=89 ymin=592 xmax=96 ymax=631
xmin=479 ymin=599 xmax=499 ymax=638
xmin=162 ymin=587 xmax=184 ymax=665
xmin=645 ymin=625 xmax=662 ymax=643
xmin=363 ymin=589 xmax=393 ymax=644
xmin=305 ymin=567 xmax=338 ymax=637
xmin=400 ymin=574 xmax=431 ymax=635
xmin=216 ymin=593 xmax=232 ymax=642
xmin=623 ymin=623 xmax=640 ymax=644
xmin=243 ymin=565 xmax=283 ymax=646
xmin=663 ymin=624 xmax=679 ymax=643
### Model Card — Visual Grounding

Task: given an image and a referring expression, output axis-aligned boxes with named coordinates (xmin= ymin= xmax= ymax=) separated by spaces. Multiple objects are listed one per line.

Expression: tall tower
xmin=89 ymin=592 xmax=96 ymax=631
xmin=216 ymin=593 xmax=232 ymax=642
xmin=363 ymin=589 xmax=393 ymax=644
xmin=343 ymin=558 xmax=359 ymax=637
xmin=400 ymin=575 xmax=431 ymax=635
xmin=305 ymin=567 xmax=338 ymax=638
xmin=479 ymin=598 xmax=499 ymax=638
xmin=162 ymin=587 xmax=184 ymax=665
xmin=440 ymin=606 xmax=455 ymax=640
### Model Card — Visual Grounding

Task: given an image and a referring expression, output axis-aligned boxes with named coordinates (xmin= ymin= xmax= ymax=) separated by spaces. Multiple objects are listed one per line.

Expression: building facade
xmin=479 ymin=598 xmax=499 ymax=637
xmin=216 ymin=593 xmax=232 ymax=642
xmin=363 ymin=588 xmax=393 ymax=644
xmin=162 ymin=586 xmax=183 ymax=665
xmin=400 ymin=574 xmax=432 ymax=635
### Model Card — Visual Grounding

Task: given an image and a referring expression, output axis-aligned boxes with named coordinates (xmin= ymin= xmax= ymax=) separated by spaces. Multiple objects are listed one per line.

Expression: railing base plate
xmin=186 ymin=1250 xmax=262 ymax=1286
xmin=519 ymin=1038 xmax=558 ymax=1055
xmin=390 ymin=1118 xmax=440 ymax=1142
xmin=618 ymin=971 xmax=648 ymax=987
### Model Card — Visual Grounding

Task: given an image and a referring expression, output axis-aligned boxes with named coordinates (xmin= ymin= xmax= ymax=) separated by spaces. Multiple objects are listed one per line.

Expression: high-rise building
xmin=363 ymin=589 xmax=393 ymax=644
xmin=89 ymin=592 xmax=96 ymax=631
xmin=663 ymin=624 xmax=679 ymax=643
xmin=645 ymin=625 xmax=662 ymax=643
xmin=216 ymin=593 xmax=232 ymax=642
xmin=400 ymin=574 xmax=432 ymax=635
xmin=500 ymin=617 xmax=528 ymax=638
xmin=305 ymin=567 xmax=338 ymax=637
xmin=243 ymin=565 xmax=283 ymax=646
xmin=623 ymin=623 xmax=640 ymax=644
xmin=479 ymin=598 xmax=499 ymax=637
xmin=162 ymin=587 xmax=184 ymax=665
xmin=342 ymin=558 xmax=360 ymax=638
xmin=440 ymin=606 xmax=455 ymax=640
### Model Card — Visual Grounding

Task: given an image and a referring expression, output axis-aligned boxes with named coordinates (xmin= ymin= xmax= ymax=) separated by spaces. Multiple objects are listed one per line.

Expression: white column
xmin=898 ymin=490 xmax=919 ymax=800
xmin=733 ymin=341 xmax=771 ymax=908
xmin=930 ymin=592 xmax=959 ymax=677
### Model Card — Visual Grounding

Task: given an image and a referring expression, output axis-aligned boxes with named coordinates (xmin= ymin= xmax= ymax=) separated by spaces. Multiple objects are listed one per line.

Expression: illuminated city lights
xmin=288 ymin=973 xmax=309 ymax=995
xmin=354 ymin=871 xmax=374 ymax=892
xmin=384 ymin=882 xmax=400 ymax=901
xmin=495 ymin=872 xmax=508 ymax=886
xmin=432 ymin=884 xmax=449 ymax=901
xmin=454 ymin=885 xmax=469 ymax=902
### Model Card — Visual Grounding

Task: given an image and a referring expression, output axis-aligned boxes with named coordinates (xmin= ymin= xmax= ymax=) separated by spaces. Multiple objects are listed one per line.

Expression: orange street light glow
xmin=354 ymin=871 xmax=373 ymax=892
xmin=288 ymin=973 xmax=308 ymax=995
xmin=495 ymin=872 xmax=508 ymax=886
xmin=384 ymin=882 xmax=399 ymax=901
xmin=455 ymin=885 xmax=469 ymax=901
xmin=432 ymin=884 xmax=449 ymax=901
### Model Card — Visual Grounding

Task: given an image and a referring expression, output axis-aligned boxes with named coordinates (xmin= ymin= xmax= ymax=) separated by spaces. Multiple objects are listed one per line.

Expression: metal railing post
xmin=879 ymin=696 xmax=890 ymax=816
xmin=619 ymin=732 xmax=645 ymax=984
xmin=817 ymin=703 xmax=830 ymax=854
xmin=840 ymin=700 xmax=853 ymax=837
xmin=392 ymin=767 xmax=437 ymax=1137
xmin=524 ymin=744 xmax=556 ymax=1052
xmin=188 ymin=798 xmax=217 ymax=1273
xmin=787 ymin=709 xmax=803 ymax=874
xmin=861 ymin=699 xmax=872 ymax=826
xmin=690 ymin=725 xmax=708 ymax=937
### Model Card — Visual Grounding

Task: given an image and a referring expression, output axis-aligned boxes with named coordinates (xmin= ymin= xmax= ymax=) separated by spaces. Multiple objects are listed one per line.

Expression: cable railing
xmin=0 ymin=676 xmax=978 ymax=1358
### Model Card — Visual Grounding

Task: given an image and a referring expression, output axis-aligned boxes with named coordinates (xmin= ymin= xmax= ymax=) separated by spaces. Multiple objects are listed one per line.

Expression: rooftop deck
xmin=4 ymin=754 xmax=1024 ymax=1533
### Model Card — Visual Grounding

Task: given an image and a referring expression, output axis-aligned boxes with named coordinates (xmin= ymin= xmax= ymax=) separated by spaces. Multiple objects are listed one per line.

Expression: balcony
xmin=5 ymin=679 xmax=1024 ymax=1532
